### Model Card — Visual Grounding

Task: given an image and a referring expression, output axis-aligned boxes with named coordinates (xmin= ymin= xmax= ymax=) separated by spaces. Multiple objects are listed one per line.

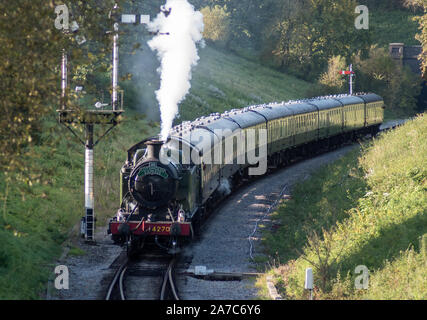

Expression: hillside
xmin=123 ymin=44 xmax=312 ymax=122
xmin=261 ymin=114 xmax=427 ymax=299
xmin=179 ymin=46 xmax=311 ymax=120
xmin=0 ymin=45 xmax=311 ymax=299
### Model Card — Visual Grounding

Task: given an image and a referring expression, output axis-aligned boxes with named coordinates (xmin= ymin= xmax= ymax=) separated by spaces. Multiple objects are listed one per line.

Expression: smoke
xmin=217 ymin=178 xmax=232 ymax=197
xmin=147 ymin=0 xmax=204 ymax=141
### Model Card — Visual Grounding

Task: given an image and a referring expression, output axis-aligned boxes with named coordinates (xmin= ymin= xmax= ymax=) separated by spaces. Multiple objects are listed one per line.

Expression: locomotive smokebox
xmin=145 ymin=140 xmax=163 ymax=160
xmin=130 ymin=139 xmax=178 ymax=209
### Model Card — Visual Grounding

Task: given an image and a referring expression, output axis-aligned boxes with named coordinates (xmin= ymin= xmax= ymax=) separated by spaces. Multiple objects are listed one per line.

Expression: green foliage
xmin=264 ymin=114 xmax=427 ymax=299
xmin=265 ymin=0 xmax=370 ymax=79
xmin=0 ymin=116 xmax=84 ymax=299
xmin=0 ymin=0 xmax=118 ymax=172
xmin=363 ymin=0 xmax=412 ymax=9
xmin=200 ymin=5 xmax=231 ymax=44
xmin=264 ymin=148 xmax=367 ymax=268
xmin=412 ymin=0 xmax=427 ymax=78
xmin=318 ymin=56 xmax=347 ymax=94
xmin=354 ymin=46 xmax=422 ymax=119
xmin=68 ymin=246 xmax=86 ymax=256
xmin=361 ymin=247 xmax=426 ymax=300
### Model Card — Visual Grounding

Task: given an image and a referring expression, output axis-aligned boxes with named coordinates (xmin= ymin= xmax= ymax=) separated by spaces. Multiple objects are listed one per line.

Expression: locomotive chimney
xmin=145 ymin=140 xmax=163 ymax=160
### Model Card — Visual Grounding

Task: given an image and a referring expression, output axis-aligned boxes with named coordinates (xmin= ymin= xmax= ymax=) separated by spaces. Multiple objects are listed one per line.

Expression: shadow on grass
xmin=335 ymin=212 xmax=427 ymax=276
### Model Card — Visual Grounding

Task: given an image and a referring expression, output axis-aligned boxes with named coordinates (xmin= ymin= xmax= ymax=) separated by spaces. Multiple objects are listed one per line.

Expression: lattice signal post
xmin=57 ymin=3 xmax=150 ymax=242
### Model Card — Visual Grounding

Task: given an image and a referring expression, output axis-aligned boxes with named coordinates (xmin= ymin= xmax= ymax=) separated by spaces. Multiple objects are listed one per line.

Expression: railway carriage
xmin=197 ymin=117 xmax=241 ymax=181
xmin=223 ymin=109 xmax=268 ymax=169
xmin=339 ymin=95 xmax=366 ymax=132
xmin=109 ymin=93 xmax=384 ymax=253
xmin=249 ymin=103 xmax=294 ymax=155
xmin=360 ymin=93 xmax=385 ymax=128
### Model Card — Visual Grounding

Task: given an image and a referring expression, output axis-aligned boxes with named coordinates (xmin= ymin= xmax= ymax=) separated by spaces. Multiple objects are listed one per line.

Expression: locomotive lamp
xmin=57 ymin=3 xmax=150 ymax=242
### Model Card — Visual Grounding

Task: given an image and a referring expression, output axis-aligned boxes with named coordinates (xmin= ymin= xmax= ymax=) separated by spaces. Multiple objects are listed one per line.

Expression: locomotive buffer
xmin=57 ymin=4 xmax=151 ymax=242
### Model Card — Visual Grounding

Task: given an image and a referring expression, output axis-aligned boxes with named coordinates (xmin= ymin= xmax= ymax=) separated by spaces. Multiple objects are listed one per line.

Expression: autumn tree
xmin=0 ymin=0 xmax=118 ymax=171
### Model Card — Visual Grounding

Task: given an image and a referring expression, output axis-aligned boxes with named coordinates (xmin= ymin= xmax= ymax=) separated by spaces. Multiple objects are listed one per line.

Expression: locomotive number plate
xmin=150 ymin=225 xmax=171 ymax=233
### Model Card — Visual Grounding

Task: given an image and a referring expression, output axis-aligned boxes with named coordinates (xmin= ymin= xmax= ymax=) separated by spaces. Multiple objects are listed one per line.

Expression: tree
xmin=195 ymin=0 xmax=280 ymax=51
xmin=319 ymin=56 xmax=347 ymax=93
xmin=200 ymin=5 xmax=230 ymax=43
xmin=0 ymin=0 xmax=117 ymax=171
xmin=354 ymin=46 xmax=422 ymax=116
xmin=411 ymin=0 xmax=427 ymax=79
xmin=266 ymin=0 xmax=371 ymax=79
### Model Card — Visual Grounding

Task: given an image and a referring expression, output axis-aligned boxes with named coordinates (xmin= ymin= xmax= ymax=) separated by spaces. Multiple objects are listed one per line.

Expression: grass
xmin=68 ymin=247 xmax=86 ymax=257
xmin=261 ymin=113 xmax=427 ymax=300
xmin=361 ymin=245 xmax=426 ymax=300
xmin=0 ymin=117 xmax=85 ymax=298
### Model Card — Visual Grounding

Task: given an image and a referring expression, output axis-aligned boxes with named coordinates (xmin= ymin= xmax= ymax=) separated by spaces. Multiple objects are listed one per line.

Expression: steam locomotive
xmin=108 ymin=93 xmax=384 ymax=253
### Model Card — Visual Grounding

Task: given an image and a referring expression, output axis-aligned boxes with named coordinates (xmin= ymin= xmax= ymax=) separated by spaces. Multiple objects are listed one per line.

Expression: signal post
xmin=57 ymin=3 xmax=150 ymax=242
xmin=339 ymin=64 xmax=356 ymax=95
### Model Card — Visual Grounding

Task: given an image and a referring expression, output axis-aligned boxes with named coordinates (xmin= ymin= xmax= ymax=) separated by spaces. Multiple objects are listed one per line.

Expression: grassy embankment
xmin=0 ymin=45 xmax=311 ymax=299
xmin=258 ymin=113 xmax=427 ymax=299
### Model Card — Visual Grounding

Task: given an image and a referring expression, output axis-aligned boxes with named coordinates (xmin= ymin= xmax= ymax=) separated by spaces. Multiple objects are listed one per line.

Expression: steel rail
xmin=160 ymin=258 xmax=180 ymax=300
xmin=105 ymin=260 xmax=128 ymax=300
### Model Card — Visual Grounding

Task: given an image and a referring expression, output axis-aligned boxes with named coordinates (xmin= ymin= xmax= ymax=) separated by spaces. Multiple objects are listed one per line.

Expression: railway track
xmin=105 ymin=247 xmax=181 ymax=300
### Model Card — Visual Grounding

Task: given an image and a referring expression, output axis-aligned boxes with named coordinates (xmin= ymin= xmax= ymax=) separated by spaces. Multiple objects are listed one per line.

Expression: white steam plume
xmin=147 ymin=0 xmax=204 ymax=141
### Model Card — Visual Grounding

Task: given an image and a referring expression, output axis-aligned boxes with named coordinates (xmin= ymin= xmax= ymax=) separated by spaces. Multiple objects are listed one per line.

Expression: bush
xmin=318 ymin=56 xmax=348 ymax=95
